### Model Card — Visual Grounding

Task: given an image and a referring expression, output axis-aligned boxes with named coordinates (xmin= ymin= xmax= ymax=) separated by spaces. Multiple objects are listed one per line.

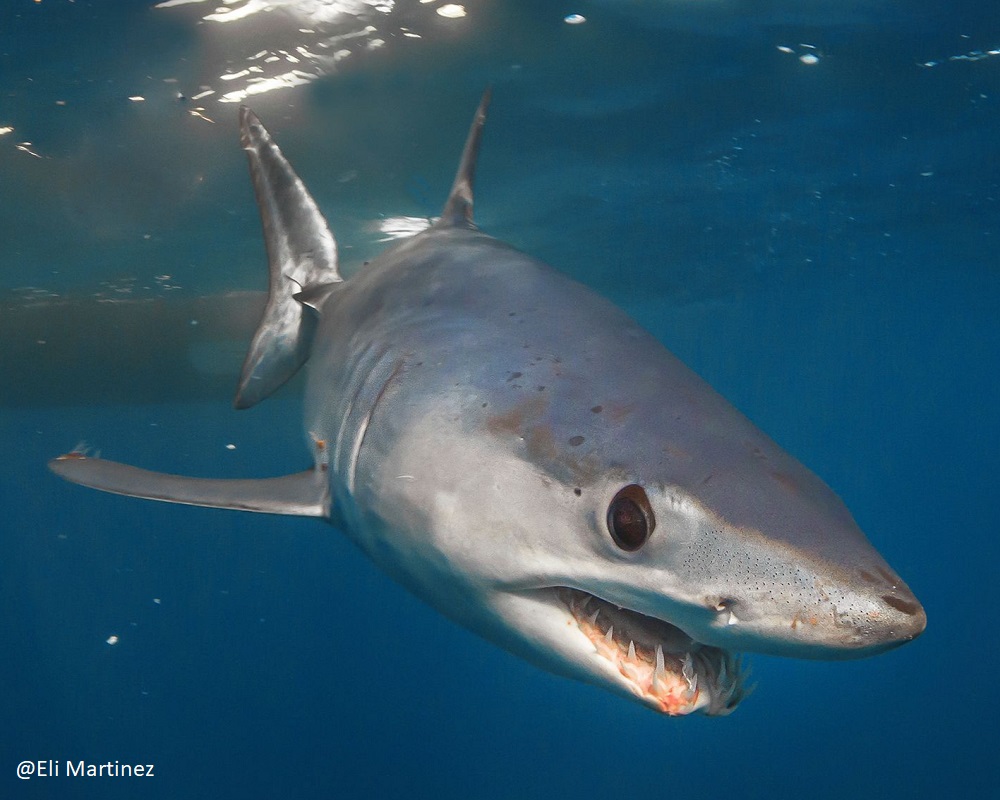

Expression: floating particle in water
xmin=106 ymin=635 xmax=119 ymax=646
xmin=225 ymin=443 xmax=236 ymax=450
xmin=777 ymin=44 xmax=821 ymax=65
xmin=188 ymin=107 xmax=215 ymax=123
xmin=564 ymin=14 xmax=586 ymax=25
xmin=16 ymin=142 xmax=41 ymax=158
xmin=437 ymin=4 xmax=465 ymax=18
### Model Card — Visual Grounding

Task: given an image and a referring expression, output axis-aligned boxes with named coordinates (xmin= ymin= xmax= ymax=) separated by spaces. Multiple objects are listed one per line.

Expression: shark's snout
xmin=839 ymin=567 xmax=927 ymax=653
xmin=696 ymin=558 xmax=926 ymax=659
xmin=642 ymin=449 xmax=927 ymax=664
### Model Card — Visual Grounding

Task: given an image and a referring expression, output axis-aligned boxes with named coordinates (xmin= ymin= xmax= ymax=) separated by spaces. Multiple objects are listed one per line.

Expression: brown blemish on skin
xmin=770 ymin=471 xmax=800 ymax=493
xmin=591 ymin=405 xmax=603 ymax=413
xmin=663 ymin=444 xmax=691 ymax=461
xmin=876 ymin=567 xmax=899 ymax=586
xmin=606 ymin=403 xmax=635 ymax=422
xmin=486 ymin=396 xmax=549 ymax=437
xmin=790 ymin=611 xmax=820 ymax=629
xmin=527 ymin=425 xmax=558 ymax=464
xmin=485 ymin=396 xmax=601 ymax=484
xmin=859 ymin=570 xmax=879 ymax=585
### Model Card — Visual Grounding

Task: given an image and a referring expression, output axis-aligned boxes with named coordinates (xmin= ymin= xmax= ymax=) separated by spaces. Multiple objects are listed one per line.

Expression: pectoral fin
xmin=48 ymin=453 xmax=329 ymax=518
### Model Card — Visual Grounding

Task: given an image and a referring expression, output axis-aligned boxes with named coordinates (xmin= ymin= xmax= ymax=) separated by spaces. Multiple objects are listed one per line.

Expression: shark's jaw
xmin=535 ymin=588 xmax=747 ymax=716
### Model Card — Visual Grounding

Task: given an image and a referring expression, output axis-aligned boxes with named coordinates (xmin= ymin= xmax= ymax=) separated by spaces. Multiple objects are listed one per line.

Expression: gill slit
xmin=347 ymin=357 xmax=407 ymax=494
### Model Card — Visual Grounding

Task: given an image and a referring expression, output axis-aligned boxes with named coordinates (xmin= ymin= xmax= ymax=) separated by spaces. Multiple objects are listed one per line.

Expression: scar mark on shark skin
xmin=310 ymin=431 xmax=329 ymax=472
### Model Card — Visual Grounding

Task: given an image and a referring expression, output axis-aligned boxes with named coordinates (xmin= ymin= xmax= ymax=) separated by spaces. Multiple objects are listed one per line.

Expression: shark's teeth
xmin=681 ymin=654 xmax=699 ymax=700
xmin=652 ymin=645 xmax=673 ymax=696
xmin=556 ymin=586 xmax=746 ymax=717
xmin=682 ymin=653 xmax=696 ymax=688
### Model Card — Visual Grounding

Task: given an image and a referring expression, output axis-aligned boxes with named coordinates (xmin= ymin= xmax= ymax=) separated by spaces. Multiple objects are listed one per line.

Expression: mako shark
xmin=50 ymin=92 xmax=925 ymax=715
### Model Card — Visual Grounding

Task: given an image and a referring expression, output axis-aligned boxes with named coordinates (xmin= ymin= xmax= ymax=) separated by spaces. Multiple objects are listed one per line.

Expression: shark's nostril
xmin=882 ymin=594 xmax=921 ymax=616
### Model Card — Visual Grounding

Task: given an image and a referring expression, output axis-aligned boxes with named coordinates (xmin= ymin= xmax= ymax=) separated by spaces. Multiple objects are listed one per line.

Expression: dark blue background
xmin=2 ymin=1 xmax=996 ymax=797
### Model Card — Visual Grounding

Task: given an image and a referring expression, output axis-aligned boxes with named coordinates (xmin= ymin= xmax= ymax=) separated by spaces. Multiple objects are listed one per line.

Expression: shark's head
xmin=355 ymin=274 xmax=926 ymax=717
xmin=476 ymin=464 xmax=926 ymax=717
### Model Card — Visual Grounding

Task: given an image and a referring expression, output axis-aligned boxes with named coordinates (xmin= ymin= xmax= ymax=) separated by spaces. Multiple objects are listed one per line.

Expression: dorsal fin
xmin=235 ymin=106 xmax=341 ymax=410
xmin=437 ymin=88 xmax=492 ymax=228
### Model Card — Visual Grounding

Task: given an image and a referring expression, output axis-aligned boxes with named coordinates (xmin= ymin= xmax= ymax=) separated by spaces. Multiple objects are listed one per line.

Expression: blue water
xmin=2 ymin=1 xmax=998 ymax=797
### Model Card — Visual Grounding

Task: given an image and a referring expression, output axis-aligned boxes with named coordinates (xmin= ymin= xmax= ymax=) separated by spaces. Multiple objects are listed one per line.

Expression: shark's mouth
xmin=555 ymin=587 xmax=747 ymax=716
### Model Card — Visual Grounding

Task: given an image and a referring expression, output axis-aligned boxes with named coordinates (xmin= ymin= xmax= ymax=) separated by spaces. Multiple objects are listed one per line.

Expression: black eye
xmin=606 ymin=484 xmax=655 ymax=551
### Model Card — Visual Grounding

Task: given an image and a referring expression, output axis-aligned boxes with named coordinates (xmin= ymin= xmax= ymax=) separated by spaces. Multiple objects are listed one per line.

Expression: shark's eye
xmin=607 ymin=484 xmax=655 ymax=551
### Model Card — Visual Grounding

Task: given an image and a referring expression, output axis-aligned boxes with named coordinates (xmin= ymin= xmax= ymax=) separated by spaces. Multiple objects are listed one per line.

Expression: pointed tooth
xmin=627 ymin=640 xmax=636 ymax=661
xmin=604 ymin=625 xmax=614 ymax=645
xmin=686 ymin=672 xmax=699 ymax=699
xmin=682 ymin=653 xmax=695 ymax=684
xmin=720 ymin=679 xmax=736 ymax=707
xmin=654 ymin=644 xmax=665 ymax=677
xmin=587 ymin=609 xmax=600 ymax=626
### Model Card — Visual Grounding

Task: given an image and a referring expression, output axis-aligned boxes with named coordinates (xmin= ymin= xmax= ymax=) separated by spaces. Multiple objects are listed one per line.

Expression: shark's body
xmin=51 ymin=93 xmax=925 ymax=715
